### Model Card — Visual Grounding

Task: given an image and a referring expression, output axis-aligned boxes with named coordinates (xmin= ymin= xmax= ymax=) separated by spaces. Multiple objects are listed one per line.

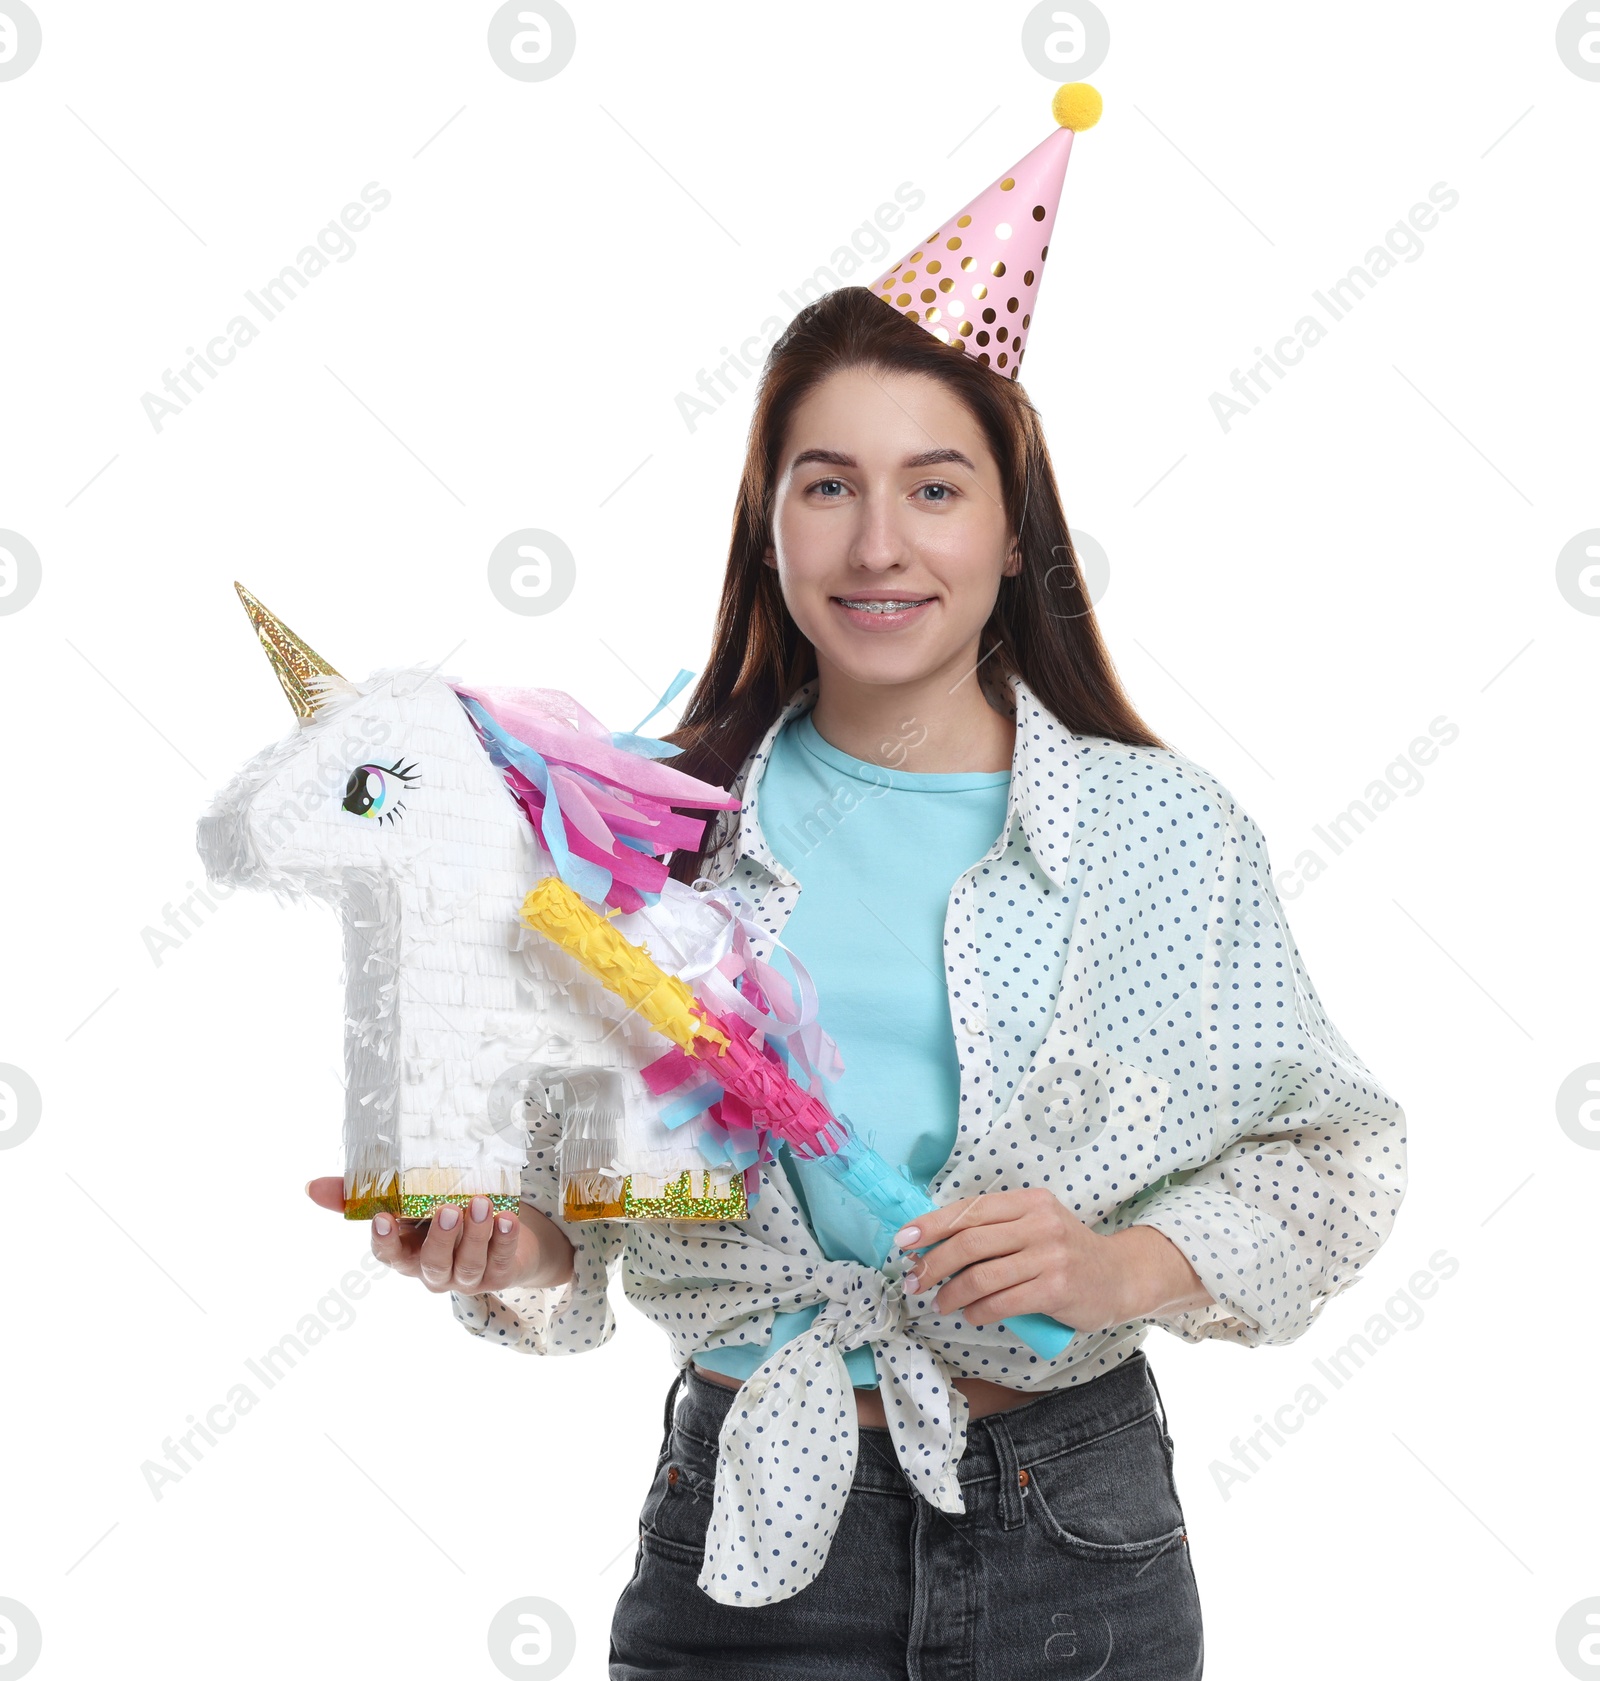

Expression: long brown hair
xmin=660 ymin=284 xmax=1165 ymax=884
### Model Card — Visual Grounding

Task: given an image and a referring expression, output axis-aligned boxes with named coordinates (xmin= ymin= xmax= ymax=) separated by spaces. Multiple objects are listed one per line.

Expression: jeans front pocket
xmin=636 ymin=1424 xmax=719 ymax=1566
xmin=1023 ymin=1408 xmax=1188 ymax=1562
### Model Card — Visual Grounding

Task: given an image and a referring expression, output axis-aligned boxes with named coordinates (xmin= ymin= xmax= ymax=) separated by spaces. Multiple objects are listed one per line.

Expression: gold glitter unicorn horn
xmin=234 ymin=582 xmax=342 ymax=719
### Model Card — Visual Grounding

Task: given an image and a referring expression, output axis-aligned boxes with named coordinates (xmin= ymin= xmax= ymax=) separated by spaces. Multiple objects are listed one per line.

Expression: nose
xmin=847 ymin=483 xmax=913 ymax=574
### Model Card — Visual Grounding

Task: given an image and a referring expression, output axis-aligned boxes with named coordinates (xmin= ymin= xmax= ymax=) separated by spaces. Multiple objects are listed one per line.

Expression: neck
xmin=807 ymin=647 xmax=1016 ymax=774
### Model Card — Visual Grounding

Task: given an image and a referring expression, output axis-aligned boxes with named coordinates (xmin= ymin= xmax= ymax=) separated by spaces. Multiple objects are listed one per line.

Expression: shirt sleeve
xmin=450 ymin=1093 xmax=627 ymax=1356
xmin=1125 ymin=801 xmax=1408 ymax=1348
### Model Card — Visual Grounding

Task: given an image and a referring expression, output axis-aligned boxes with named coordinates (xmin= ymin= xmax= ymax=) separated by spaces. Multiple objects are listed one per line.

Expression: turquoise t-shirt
xmin=693 ymin=710 xmax=1011 ymax=1389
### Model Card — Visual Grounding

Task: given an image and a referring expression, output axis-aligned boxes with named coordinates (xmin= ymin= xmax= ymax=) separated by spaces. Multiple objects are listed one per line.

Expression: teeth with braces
xmin=838 ymin=598 xmax=933 ymax=613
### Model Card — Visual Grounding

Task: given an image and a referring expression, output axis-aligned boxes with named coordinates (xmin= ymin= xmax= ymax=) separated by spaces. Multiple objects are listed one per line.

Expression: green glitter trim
xmin=622 ymin=1169 xmax=747 ymax=1221
xmin=343 ymin=1179 xmax=522 ymax=1221
xmin=398 ymin=1192 xmax=522 ymax=1219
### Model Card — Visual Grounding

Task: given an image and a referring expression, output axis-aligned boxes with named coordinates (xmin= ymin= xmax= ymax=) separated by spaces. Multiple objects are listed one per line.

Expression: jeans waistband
xmin=666 ymin=1350 xmax=1162 ymax=1498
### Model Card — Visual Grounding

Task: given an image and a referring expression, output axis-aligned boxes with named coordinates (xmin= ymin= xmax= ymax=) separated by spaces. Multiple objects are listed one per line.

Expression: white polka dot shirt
xmin=452 ymin=671 xmax=1408 ymax=1605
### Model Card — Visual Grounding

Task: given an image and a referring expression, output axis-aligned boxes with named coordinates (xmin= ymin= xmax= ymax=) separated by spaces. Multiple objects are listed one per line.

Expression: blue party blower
xmin=814 ymin=1119 xmax=1076 ymax=1361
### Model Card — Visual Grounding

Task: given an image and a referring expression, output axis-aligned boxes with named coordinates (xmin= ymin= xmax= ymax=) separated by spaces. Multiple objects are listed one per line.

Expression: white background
xmin=2 ymin=3 xmax=1596 ymax=1677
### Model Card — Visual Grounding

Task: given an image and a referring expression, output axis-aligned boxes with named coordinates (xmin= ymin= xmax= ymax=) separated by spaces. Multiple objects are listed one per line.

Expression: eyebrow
xmin=790 ymin=446 xmax=977 ymax=472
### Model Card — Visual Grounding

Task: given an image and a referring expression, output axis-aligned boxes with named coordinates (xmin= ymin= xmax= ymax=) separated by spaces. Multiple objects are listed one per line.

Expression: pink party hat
xmin=869 ymin=82 xmax=1102 ymax=379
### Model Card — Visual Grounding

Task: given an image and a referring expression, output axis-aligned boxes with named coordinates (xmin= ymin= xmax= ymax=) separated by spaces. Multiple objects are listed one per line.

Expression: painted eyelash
xmin=377 ymin=758 xmax=419 ymax=827
xmin=343 ymin=757 xmax=422 ymax=826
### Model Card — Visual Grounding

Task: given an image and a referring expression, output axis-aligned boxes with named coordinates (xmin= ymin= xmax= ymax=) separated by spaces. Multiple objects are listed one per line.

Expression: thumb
xmin=305 ymin=1176 xmax=346 ymax=1214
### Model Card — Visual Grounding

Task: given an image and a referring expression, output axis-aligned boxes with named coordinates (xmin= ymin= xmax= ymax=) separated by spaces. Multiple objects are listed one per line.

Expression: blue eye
xmin=343 ymin=759 xmax=419 ymax=824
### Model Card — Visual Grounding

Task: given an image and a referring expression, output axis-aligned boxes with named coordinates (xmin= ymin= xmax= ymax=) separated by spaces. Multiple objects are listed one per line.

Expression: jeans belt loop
xmin=987 ymin=1413 xmax=1027 ymax=1532
xmin=1142 ymin=1352 xmax=1170 ymax=1436
xmin=662 ymin=1366 xmax=687 ymax=1441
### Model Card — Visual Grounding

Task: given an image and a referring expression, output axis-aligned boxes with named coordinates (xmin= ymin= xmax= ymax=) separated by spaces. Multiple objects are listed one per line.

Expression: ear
xmin=762 ymin=544 xmax=777 ymax=569
xmin=1002 ymin=537 xmax=1023 ymax=578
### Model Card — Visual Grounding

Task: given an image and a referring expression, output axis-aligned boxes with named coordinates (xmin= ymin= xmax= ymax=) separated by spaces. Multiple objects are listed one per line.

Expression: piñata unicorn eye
xmin=342 ymin=758 xmax=419 ymax=824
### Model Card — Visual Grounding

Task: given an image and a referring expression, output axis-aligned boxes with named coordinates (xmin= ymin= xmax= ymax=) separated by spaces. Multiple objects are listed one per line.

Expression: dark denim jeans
xmin=610 ymin=1351 xmax=1203 ymax=1679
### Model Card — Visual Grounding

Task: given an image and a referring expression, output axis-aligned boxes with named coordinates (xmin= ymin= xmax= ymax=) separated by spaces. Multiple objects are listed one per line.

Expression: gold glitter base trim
xmin=561 ymin=1169 xmax=748 ymax=1222
xmin=623 ymin=1169 xmax=748 ymax=1221
xmin=398 ymin=1192 xmax=522 ymax=1219
xmin=563 ymin=1182 xmax=628 ymax=1220
xmin=344 ymin=1174 xmax=401 ymax=1221
xmin=342 ymin=1177 xmax=520 ymax=1222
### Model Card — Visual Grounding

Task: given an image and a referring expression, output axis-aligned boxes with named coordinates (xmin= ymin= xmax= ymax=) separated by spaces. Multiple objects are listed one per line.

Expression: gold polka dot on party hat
xmin=998 ymin=351 xmax=1009 ymax=368
xmin=924 ymin=306 xmax=940 ymax=321
xmin=1023 ymin=313 xmax=1031 ymax=326
xmin=1033 ymin=205 xmax=1046 ymax=221
xmin=1024 ymin=270 xmax=1035 ymax=285
xmin=897 ymin=292 xmax=911 ymax=305
xmin=958 ymin=320 xmax=973 ymax=336
xmin=976 ymin=330 xmax=989 ymax=345
xmin=1001 ymin=176 xmax=1015 ymax=191
xmin=979 ymin=351 xmax=990 ymax=365
xmin=1007 ymin=296 xmax=1018 ymax=312
xmin=960 ymin=256 xmax=975 ymax=271
xmin=992 ymin=260 xmax=1007 ymax=276
xmin=972 ymin=282 xmax=987 ymax=299
xmin=921 ymin=287 xmax=935 ymax=302
xmin=946 ymin=236 xmax=962 ymax=249
xmin=957 ymin=214 xmax=971 ymax=227
xmin=926 ymin=258 xmax=941 ymax=272
xmin=903 ymin=308 xmax=918 ymax=320
xmin=997 ymin=326 xmax=1008 ymax=341
xmin=951 ymin=337 xmax=967 ymax=353
xmin=938 ymin=277 xmax=953 ymax=292
xmin=982 ymin=307 xmax=996 ymax=322
xmin=933 ymin=325 xmax=950 ymax=341
xmin=902 ymin=269 xmax=916 ymax=282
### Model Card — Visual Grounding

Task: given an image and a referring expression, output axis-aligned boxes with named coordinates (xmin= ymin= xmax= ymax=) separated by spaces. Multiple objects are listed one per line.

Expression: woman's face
xmin=763 ymin=365 xmax=1018 ymax=690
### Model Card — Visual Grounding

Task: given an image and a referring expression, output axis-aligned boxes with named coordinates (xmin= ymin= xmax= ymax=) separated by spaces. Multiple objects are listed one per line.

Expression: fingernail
xmin=374 ymin=1214 xmax=392 ymax=1236
xmin=303 ymin=1180 xmax=312 ymax=1197
xmin=470 ymin=1196 xmax=490 ymax=1223
xmin=496 ymin=1214 xmax=515 ymax=1234
xmin=439 ymin=1205 xmax=460 ymax=1230
xmin=895 ymin=1226 xmax=920 ymax=1247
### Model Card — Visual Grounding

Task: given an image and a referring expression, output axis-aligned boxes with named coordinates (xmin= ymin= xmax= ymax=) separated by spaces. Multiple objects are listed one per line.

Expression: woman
xmin=307 ymin=283 xmax=1407 ymax=1678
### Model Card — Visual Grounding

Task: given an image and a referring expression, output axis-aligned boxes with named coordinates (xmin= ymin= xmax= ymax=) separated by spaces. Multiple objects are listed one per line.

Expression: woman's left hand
xmin=895 ymin=1189 xmax=1208 ymax=1334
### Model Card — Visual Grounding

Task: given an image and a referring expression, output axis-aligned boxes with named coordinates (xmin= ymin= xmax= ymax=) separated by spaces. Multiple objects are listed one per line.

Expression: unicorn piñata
xmin=195 ymin=582 xmax=755 ymax=1223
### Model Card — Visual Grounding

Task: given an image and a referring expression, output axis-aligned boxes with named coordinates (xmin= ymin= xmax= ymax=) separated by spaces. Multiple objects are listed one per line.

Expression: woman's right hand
xmin=304 ymin=1178 xmax=576 ymax=1295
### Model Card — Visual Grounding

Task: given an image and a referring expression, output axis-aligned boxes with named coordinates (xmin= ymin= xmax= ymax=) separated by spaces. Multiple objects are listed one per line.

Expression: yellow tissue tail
xmin=518 ymin=876 xmax=728 ymax=1055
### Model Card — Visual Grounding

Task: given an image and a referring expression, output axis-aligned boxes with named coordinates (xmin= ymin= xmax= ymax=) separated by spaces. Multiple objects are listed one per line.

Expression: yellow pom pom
xmin=1052 ymin=82 xmax=1103 ymax=132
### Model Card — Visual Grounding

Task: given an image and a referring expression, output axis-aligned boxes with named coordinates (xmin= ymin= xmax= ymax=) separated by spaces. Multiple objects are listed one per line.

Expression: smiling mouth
xmin=832 ymin=595 xmax=937 ymax=614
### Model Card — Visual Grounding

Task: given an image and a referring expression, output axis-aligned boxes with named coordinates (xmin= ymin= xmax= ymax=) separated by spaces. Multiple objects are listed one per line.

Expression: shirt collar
xmin=722 ymin=670 xmax=1077 ymax=894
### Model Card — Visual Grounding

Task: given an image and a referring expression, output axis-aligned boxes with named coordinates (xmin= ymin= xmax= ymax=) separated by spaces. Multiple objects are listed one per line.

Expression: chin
xmin=816 ymin=640 xmax=952 ymax=688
